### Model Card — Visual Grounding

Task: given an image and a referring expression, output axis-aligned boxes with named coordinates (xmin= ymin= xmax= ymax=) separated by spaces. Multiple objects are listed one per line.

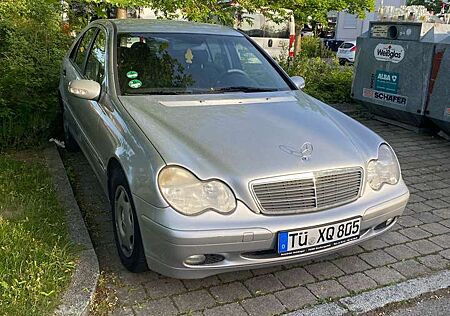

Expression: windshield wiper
xmin=212 ymin=86 xmax=279 ymax=93
xmin=124 ymin=90 xmax=187 ymax=95
xmin=147 ymin=91 xmax=186 ymax=95
xmin=124 ymin=87 xmax=279 ymax=95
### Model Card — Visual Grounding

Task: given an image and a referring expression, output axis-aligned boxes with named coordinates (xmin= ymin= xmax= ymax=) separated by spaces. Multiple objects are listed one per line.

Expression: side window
xmin=73 ymin=28 xmax=97 ymax=70
xmin=85 ymin=31 xmax=107 ymax=84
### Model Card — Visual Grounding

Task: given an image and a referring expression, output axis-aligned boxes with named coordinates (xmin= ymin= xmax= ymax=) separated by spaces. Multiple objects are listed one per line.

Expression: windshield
xmin=116 ymin=33 xmax=291 ymax=95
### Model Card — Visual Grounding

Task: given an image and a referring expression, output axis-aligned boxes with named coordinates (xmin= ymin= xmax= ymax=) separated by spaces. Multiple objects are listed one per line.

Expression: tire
xmin=339 ymin=58 xmax=346 ymax=66
xmin=110 ymin=168 xmax=148 ymax=273
xmin=62 ymin=108 xmax=80 ymax=152
xmin=64 ymin=126 xmax=80 ymax=152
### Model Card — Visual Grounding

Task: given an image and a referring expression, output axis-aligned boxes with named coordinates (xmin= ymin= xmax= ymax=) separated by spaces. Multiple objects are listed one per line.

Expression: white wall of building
xmin=335 ymin=0 xmax=406 ymax=41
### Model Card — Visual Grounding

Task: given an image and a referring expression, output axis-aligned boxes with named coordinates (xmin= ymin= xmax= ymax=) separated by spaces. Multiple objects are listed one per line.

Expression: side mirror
xmin=68 ymin=80 xmax=101 ymax=100
xmin=290 ymin=76 xmax=305 ymax=89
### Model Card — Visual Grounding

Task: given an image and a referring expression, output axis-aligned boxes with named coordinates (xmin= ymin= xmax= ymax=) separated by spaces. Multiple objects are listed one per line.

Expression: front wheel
xmin=60 ymin=96 xmax=80 ymax=152
xmin=64 ymin=125 xmax=80 ymax=152
xmin=110 ymin=170 xmax=148 ymax=273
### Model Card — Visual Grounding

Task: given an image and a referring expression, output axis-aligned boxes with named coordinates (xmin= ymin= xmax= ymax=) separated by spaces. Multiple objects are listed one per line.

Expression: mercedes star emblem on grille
xmin=279 ymin=142 xmax=313 ymax=161
xmin=300 ymin=142 xmax=313 ymax=160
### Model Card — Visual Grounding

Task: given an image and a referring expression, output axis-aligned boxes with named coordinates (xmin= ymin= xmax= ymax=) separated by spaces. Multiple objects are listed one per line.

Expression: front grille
xmin=251 ymin=168 xmax=363 ymax=215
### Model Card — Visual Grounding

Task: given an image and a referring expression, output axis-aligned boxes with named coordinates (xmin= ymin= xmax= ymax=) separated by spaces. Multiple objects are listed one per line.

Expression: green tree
xmin=283 ymin=0 xmax=373 ymax=25
xmin=407 ymin=0 xmax=446 ymax=13
xmin=69 ymin=0 xmax=375 ymax=39
xmin=70 ymin=0 xmax=375 ymax=24
xmin=281 ymin=0 xmax=375 ymax=54
xmin=68 ymin=0 xmax=280 ymax=25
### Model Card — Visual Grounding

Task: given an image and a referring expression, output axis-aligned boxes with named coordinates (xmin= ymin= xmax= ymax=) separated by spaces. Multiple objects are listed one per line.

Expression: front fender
xmin=104 ymin=98 xmax=168 ymax=208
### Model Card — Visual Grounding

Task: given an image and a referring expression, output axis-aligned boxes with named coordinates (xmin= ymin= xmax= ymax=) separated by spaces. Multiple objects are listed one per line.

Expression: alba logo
xmin=374 ymin=43 xmax=405 ymax=63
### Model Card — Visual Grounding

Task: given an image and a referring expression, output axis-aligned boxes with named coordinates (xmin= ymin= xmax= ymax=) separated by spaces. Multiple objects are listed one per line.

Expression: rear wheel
xmin=339 ymin=58 xmax=346 ymax=66
xmin=110 ymin=169 xmax=148 ymax=273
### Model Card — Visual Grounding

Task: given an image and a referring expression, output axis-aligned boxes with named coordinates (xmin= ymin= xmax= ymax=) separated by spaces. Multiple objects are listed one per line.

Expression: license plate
xmin=278 ymin=217 xmax=361 ymax=256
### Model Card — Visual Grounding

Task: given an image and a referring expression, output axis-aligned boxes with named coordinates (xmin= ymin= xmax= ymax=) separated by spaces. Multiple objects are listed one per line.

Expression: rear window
xmin=341 ymin=42 xmax=355 ymax=49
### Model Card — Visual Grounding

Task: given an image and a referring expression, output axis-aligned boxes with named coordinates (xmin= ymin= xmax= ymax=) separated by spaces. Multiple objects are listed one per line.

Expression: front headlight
xmin=158 ymin=166 xmax=237 ymax=216
xmin=367 ymin=144 xmax=400 ymax=191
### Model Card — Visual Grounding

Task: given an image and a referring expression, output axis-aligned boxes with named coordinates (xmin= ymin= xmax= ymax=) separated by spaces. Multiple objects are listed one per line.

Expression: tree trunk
xmin=294 ymin=24 xmax=302 ymax=56
xmin=117 ymin=8 xmax=127 ymax=19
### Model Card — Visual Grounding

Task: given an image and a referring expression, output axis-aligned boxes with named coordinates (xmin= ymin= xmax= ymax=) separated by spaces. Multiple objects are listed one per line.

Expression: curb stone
xmin=340 ymin=270 xmax=450 ymax=313
xmin=286 ymin=270 xmax=450 ymax=315
xmin=44 ymin=146 xmax=99 ymax=316
xmin=285 ymin=302 xmax=347 ymax=316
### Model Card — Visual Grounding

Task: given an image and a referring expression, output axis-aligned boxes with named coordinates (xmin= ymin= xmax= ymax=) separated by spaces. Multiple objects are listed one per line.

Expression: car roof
xmin=96 ymin=19 xmax=242 ymax=36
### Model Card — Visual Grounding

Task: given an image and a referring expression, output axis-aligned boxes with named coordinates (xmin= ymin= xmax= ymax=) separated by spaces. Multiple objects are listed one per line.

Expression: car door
xmin=63 ymin=27 xmax=106 ymax=177
xmin=63 ymin=27 xmax=98 ymax=153
xmin=81 ymin=27 xmax=110 ymax=177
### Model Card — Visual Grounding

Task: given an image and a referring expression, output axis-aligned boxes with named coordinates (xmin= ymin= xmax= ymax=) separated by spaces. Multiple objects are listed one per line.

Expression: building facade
xmin=335 ymin=0 xmax=406 ymax=41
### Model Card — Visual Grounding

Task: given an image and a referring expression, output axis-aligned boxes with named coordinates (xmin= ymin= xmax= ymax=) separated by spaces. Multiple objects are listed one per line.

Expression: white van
xmin=137 ymin=7 xmax=295 ymax=59
xmin=236 ymin=10 xmax=295 ymax=59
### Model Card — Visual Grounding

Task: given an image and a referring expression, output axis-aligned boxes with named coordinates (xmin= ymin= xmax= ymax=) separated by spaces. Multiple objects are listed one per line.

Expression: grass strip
xmin=0 ymin=152 xmax=76 ymax=316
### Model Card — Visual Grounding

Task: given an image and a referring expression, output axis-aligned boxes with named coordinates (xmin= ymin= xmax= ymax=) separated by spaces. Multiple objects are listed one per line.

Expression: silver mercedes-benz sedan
xmin=59 ymin=19 xmax=409 ymax=279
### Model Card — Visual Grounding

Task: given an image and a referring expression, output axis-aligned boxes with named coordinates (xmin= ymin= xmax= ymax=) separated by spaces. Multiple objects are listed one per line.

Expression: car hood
xmin=119 ymin=91 xmax=382 ymax=209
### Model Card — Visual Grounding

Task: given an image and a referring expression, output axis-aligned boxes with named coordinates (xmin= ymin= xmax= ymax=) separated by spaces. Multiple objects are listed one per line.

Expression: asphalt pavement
xmin=370 ymin=288 xmax=450 ymax=316
xmin=389 ymin=296 xmax=450 ymax=316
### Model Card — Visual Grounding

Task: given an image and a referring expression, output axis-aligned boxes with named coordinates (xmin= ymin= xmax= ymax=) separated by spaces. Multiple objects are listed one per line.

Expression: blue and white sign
xmin=277 ymin=218 xmax=361 ymax=256
xmin=374 ymin=43 xmax=405 ymax=63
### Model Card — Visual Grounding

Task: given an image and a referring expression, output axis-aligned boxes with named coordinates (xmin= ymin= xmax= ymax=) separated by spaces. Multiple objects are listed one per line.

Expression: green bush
xmin=279 ymin=56 xmax=354 ymax=104
xmin=298 ymin=36 xmax=334 ymax=58
xmin=0 ymin=0 xmax=71 ymax=148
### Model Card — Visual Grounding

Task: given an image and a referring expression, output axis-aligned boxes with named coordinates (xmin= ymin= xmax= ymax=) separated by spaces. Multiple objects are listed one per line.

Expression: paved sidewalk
xmin=62 ymin=107 xmax=450 ymax=316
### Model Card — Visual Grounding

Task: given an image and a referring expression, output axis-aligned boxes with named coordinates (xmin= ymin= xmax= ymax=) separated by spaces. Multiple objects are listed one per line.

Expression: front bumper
xmin=135 ymin=187 xmax=409 ymax=279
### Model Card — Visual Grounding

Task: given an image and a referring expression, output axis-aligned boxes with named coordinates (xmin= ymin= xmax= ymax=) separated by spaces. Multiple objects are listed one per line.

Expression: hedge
xmin=0 ymin=0 xmax=71 ymax=148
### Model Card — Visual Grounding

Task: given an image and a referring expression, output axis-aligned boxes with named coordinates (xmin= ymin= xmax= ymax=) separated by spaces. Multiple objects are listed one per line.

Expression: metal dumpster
xmin=425 ymin=39 xmax=450 ymax=135
xmin=352 ymin=21 xmax=450 ymax=129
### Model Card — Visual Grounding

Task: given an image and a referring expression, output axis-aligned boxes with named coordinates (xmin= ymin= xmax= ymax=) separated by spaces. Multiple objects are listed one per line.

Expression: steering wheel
xmin=216 ymin=69 xmax=253 ymax=86
xmin=225 ymin=69 xmax=248 ymax=76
